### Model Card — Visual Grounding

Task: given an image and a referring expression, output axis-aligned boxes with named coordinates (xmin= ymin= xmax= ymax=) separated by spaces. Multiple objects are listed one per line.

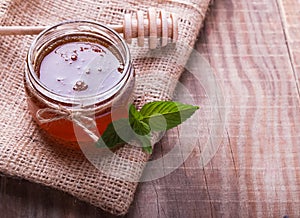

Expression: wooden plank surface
xmin=197 ymin=0 xmax=300 ymax=216
xmin=277 ymin=0 xmax=300 ymax=93
xmin=1 ymin=0 xmax=300 ymax=217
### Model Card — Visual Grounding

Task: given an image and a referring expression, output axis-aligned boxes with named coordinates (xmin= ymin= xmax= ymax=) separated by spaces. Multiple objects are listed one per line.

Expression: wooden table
xmin=1 ymin=0 xmax=299 ymax=217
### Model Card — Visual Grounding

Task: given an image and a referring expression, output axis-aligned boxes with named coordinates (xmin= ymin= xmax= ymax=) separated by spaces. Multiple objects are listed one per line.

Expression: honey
xmin=24 ymin=21 xmax=134 ymax=143
xmin=37 ymin=37 xmax=124 ymax=97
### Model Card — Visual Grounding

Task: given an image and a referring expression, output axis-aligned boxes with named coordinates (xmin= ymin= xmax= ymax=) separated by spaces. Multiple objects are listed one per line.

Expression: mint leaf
xmin=140 ymin=101 xmax=199 ymax=131
xmin=131 ymin=119 xmax=151 ymax=135
xmin=129 ymin=104 xmax=150 ymax=135
xmin=96 ymin=118 xmax=132 ymax=148
xmin=135 ymin=134 xmax=152 ymax=154
xmin=129 ymin=104 xmax=143 ymax=122
xmin=141 ymin=145 xmax=152 ymax=154
xmin=96 ymin=101 xmax=199 ymax=154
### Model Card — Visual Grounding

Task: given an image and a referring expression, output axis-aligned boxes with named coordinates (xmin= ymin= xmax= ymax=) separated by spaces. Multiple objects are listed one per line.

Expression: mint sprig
xmin=96 ymin=101 xmax=199 ymax=154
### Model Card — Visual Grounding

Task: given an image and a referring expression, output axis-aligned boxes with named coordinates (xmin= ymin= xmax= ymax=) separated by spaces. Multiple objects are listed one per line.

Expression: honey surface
xmin=38 ymin=38 xmax=124 ymax=97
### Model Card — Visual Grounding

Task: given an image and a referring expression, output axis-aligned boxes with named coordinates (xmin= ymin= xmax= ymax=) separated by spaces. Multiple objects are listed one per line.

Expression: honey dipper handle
xmin=0 ymin=26 xmax=49 ymax=35
xmin=0 ymin=24 xmax=123 ymax=36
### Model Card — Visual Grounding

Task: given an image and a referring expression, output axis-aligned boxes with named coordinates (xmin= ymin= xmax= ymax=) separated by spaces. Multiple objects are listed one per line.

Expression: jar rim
xmin=26 ymin=20 xmax=132 ymax=107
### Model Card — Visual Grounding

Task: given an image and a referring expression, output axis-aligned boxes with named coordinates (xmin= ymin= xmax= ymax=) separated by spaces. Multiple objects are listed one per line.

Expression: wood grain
xmin=1 ymin=0 xmax=300 ymax=217
xmin=277 ymin=0 xmax=300 ymax=96
xmin=195 ymin=0 xmax=300 ymax=217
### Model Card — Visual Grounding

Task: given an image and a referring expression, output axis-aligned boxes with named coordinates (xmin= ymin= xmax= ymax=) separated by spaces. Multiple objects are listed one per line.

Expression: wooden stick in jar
xmin=0 ymin=25 xmax=123 ymax=35
xmin=0 ymin=9 xmax=178 ymax=49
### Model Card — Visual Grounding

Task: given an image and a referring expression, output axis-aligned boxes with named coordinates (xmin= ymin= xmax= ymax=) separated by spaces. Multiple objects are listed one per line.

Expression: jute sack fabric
xmin=0 ymin=0 xmax=211 ymax=215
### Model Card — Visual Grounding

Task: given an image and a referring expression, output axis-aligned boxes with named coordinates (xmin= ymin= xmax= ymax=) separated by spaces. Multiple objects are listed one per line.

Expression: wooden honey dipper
xmin=123 ymin=8 xmax=178 ymax=48
xmin=0 ymin=8 xmax=178 ymax=49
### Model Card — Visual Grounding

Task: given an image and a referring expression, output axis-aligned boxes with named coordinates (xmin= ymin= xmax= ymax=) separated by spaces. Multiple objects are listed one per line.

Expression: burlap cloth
xmin=0 ymin=0 xmax=210 ymax=215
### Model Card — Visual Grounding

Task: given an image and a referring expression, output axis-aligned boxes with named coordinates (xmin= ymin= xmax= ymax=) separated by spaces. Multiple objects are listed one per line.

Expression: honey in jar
xmin=24 ymin=21 xmax=134 ymax=143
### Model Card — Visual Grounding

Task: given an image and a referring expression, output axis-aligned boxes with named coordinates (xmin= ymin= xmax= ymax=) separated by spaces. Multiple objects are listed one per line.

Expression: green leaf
xmin=142 ymin=145 xmax=152 ymax=154
xmin=136 ymin=134 xmax=152 ymax=154
xmin=128 ymin=104 xmax=152 ymax=153
xmin=95 ymin=101 xmax=199 ymax=155
xmin=140 ymin=101 xmax=199 ymax=131
xmin=96 ymin=118 xmax=132 ymax=148
xmin=129 ymin=104 xmax=151 ymax=136
xmin=129 ymin=104 xmax=143 ymax=122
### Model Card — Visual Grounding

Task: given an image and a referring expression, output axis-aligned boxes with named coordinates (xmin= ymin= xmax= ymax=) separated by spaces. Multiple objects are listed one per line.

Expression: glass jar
xmin=24 ymin=20 xmax=135 ymax=143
